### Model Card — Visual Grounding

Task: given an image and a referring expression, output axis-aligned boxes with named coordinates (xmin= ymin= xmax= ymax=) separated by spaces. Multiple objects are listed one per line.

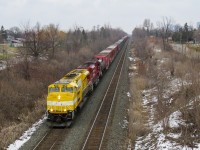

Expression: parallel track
xmin=32 ymin=128 xmax=68 ymax=150
xmin=81 ymin=42 xmax=127 ymax=150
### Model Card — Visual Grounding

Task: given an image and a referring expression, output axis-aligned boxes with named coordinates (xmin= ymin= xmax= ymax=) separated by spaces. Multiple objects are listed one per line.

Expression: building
xmin=11 ymin=39 xmax=23 ymax=47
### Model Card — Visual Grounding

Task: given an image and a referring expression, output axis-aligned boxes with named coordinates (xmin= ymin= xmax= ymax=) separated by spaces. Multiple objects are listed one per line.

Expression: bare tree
xmin=22 ymin=22 xmax=48 ymax=58
xmin=143 ymin=19 xmax=151 ymax=34
xmin=132 ymin=28 xmax=149 ymax=60
xmin=9 ymin=26 xmax=22 ymax=38
xmin=44 ymin=24 xmax=60 ymax=58
xmin=157 ymin=17 xmax=174 ymax=50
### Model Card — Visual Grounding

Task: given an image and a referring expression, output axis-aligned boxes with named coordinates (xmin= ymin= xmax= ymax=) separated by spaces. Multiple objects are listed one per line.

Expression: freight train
xmin=46 ymin=36 xmax=128 ymax=127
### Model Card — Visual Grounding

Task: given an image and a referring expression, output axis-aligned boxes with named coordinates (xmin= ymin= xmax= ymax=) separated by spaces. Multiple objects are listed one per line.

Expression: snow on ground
xmin=168 ymin=111 xmax=183 ymax=128
xmin=119 ymin=116 xmax=129 ymax=129
xmin=127 ymin=92 xmax=131 ymax=98
xmin=128 ymin=57 xmax=134 ymax=61
xmin=130 ymin=44 xmax=200 ymax=149
xmin=154 ymin=48 xmax=162 ymax=53
xmin=0 ymin=61 xmax=6 ymax=70
xmin=7 ymin=116 xmax=46 ymax=150
xmin=134 ymin=75 xmax=198 ymax=150
xmin=128 ymin=57 xmax=141 ymax=63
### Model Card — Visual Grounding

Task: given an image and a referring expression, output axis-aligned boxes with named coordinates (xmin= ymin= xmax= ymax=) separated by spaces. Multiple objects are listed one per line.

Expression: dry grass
xmin=0 ymin=123 xmax=29 ymax=148
xmin=0 ymin=97 xmax=45 ymax=149
xmin=187 ymin=44 xmax=200 ymax=52
xmin=128 ymin=38 xmax=150 ymax=145
xmin=128 ymin=71 xmax=149 ymax=145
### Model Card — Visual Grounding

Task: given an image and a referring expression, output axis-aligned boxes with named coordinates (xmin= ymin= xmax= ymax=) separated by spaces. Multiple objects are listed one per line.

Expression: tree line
xmin=1 ymin=23 xmax=125 ymax=58
xmin=133 ymin=17 xmax=200 ymax=51
xmin=0 ymin=22 xmax=125 ymax=80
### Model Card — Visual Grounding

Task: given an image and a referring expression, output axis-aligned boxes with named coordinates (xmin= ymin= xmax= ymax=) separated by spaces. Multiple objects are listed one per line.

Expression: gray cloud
xmin=0 ymin=0 xmax=199 ymax=34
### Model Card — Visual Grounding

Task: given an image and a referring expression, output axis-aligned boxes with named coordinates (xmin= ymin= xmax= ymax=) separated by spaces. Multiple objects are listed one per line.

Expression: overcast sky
xmin=0 ymin=0 xmax=199 ymax=34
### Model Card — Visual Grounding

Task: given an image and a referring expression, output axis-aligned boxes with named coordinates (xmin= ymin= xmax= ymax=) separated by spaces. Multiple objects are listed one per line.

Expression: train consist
xmin=46 ymin=36 xmax=128 ymax=127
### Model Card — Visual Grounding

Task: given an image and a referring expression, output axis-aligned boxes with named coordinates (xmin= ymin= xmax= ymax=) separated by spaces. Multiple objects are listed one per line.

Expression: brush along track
xmin=32 ymin=128 xmax=68 ymax=150
xmin=81 ymin=43 xmax=127 ymax=150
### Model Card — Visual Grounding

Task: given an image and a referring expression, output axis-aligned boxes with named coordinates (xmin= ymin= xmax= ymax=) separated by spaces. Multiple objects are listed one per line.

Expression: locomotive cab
xmin=46 ymin=69 xmax=90 ymax=127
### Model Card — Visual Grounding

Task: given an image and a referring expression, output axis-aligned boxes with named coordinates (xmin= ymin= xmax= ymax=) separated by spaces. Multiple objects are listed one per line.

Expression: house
xmin=7 ymin=35 xmax=15 ymax=42
xmin=11 ymin=39 xmax=23 ymax=47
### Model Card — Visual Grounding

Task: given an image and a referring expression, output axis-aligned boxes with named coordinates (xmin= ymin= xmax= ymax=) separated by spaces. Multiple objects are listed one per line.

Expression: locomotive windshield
xmin=49 ymin=87 xmax=60 ymax=93
xmin=61 ymin=87 xmax=73 ymax=93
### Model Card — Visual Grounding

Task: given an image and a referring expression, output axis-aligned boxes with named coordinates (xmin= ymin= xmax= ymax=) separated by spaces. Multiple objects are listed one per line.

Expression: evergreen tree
xmin=1 ymin=25 xmax=7 ymax=40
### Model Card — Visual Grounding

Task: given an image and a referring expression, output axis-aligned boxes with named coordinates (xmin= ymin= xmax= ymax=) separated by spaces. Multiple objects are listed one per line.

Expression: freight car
xmin=94 ymin=52 xmax=110 ymax=71
xmin=100 ymin=49 xmax=115 ymax=63
xmin=115 ymin=39 xmax=124 ymax=51
xmin=46 ymin=36 xmax=128 ymax=127
xmin=106 ymin=44 xmax=118 ymax=58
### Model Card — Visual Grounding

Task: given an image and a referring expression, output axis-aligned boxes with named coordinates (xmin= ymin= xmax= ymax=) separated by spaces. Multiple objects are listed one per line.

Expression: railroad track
xmin=32 ymin=128 xmax=68 ymax=150
xmin=31 ymin=41 xmax=128 ymax=150
xmin=81 ymin=42 xmax=128 ymax=150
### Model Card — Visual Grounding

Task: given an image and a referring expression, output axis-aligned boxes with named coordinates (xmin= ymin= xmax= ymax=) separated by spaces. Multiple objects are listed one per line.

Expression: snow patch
xmin=119 ymin=116 xmax=129 ymax=129
xmin=129 ymin=72 xmax=134 ymax=77
xmin=0 ymin=61 xmax=6 ymax=70
xmin=7 ymin=116 xmax=46 ymax=150
xmin=120 ymin=120 xmax=129 ymax=129
xmin=168 ymin=111 xmax=182 ymax=128
xmin=154 ymin=48 xmax=161 ymax=52
xmin=127 ymin=92 xmax=131 ymax=98
xmin=128 ymin=57 xmax=134 ymax=61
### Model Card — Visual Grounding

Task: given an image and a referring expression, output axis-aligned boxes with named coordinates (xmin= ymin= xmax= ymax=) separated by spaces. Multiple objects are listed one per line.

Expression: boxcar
xmin=94 ymin=52 xmax=110 ymax=70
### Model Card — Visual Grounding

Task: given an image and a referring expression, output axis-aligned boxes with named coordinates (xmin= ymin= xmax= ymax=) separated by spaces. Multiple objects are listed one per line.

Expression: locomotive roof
xmin=95 ymin=53 xmax=109 ymax=56
xmin=100 ymin=50 xmax=112 ymax=53
xmin=53 ymin=69 xmax=89 ymax=85
xmin=54 ymin=78 xmax=73 ymax=84
xmin=107 ymin=44 xmax=117 ymax=49
xmin=117 ymin=39 xmax=123 ymax=42
xmin=64 ymin=69 xmax=89 ymax=78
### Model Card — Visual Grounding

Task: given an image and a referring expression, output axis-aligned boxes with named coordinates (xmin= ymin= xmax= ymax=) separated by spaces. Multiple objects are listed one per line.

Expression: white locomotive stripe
xmin=47 ymin=97 xmax=78 ymax=106
xmin=47 ymin=101 xmax=72 ymax=106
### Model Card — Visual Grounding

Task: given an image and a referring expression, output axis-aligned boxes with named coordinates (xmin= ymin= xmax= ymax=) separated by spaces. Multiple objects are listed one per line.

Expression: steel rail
xmin=81 ymin=42 xmax=128 ymax=150
xmin=32 ymin=128 xmax=68 ymax=150
xmin=99 ymin=42 xmax=127 ymax=149
xmin=32 ymin=132 xmax=49 ymax=150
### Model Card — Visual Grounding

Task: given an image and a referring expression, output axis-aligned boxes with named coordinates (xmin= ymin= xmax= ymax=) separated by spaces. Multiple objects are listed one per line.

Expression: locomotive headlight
xmin=64 ymin=109 xmax=66 ymax=112
xmin=58 ymin=95 xmax=61 ymax=100
xmin=50 ymin=108 xmax=53 ymax=112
